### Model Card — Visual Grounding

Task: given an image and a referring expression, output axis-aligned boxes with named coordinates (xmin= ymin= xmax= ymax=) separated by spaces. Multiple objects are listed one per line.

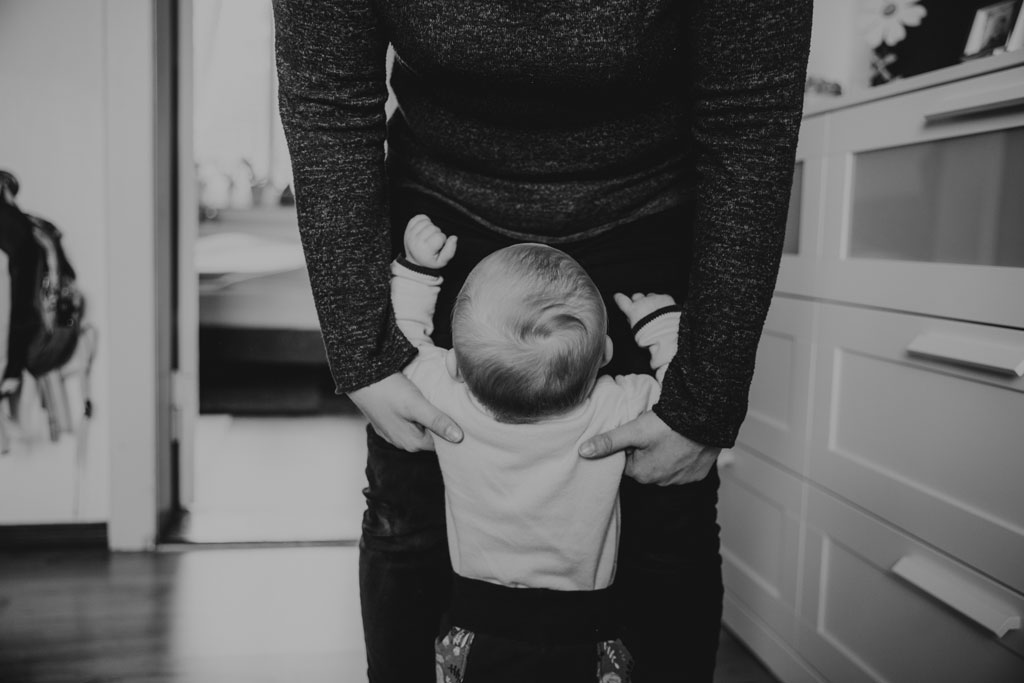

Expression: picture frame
xmin=962 ymin=0 xmax=1022 ymax=59
xmin=1007 ymin=2 xmax=1024 ymax=51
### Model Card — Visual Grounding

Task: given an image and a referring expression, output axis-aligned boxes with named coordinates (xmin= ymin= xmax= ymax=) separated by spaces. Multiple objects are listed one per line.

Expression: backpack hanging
xmin=0 ymin=170 xmax=93 ymax=457
xmin=0 ymin=170 xmax=85 ymax=388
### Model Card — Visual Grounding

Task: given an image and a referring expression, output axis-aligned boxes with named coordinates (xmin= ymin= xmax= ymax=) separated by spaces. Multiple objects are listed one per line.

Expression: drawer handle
xmin=892 ymin=555 xmax=1021 ymax=638
xmin=923 ymin=83 xmax=1024 ymax=123
xmin=907 ymin=332 xmax=1024 ymax=377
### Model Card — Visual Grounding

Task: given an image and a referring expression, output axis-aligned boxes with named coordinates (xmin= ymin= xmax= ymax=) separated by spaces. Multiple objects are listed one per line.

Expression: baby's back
xmin=433 ymin=373 xmax=658 ymax=591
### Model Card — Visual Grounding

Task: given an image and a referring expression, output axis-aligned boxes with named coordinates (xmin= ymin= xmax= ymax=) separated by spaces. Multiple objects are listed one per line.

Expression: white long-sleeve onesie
xmin=391 ymin=260 xmax=680 ymax=591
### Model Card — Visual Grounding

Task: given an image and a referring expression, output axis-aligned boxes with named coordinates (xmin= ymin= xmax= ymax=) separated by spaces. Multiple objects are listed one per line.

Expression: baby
xmin=391 ymin=214 xmax=680 ymax=683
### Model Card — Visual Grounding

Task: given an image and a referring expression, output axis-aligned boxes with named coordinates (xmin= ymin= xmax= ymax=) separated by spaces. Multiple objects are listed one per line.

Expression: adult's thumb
xmin=579 ymin=421 xmax=640 ymax=459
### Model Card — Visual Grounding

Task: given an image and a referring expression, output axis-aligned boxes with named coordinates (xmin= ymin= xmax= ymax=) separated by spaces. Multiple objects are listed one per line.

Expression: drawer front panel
xmin=809 ymin=303 xmax=1024 ymax=594
xmin=809 ymin=65 xmax=1024 ymax=326
xmin=736 ymin=296 xmax=815 ymax=476
xmin=719 ymin=449 xmax=802 ymax=641
xmin=776 ymin=116 xmax=826 ymax=295
xmin=800 ymin=489 xmax=1024 ymax=683
xmin=846 ymin=127 xmax=1024 ymax=269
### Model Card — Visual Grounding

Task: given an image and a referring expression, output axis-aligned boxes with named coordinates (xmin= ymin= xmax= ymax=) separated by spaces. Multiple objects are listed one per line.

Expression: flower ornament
xmin=859 ymin=0 xmax=928 ymax=48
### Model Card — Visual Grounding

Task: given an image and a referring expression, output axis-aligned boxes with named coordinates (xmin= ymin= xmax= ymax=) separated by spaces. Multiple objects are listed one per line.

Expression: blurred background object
xmin=194 ymin=0 xmax=291 ymax=216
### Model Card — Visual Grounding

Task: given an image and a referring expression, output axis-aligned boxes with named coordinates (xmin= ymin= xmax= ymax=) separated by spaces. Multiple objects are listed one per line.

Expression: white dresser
xmin=720 ymin=53 xmax=1024 ymax=683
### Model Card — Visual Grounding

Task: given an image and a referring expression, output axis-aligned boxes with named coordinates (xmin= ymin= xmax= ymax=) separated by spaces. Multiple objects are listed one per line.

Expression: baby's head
xmin=450 ymin=244 xmax=610 ymax=423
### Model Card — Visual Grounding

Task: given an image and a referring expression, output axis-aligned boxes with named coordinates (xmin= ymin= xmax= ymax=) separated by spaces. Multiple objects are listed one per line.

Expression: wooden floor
xmin=0 ymin=546 xmax=780 ymax=683
xmin=179 ymin=414 xmax=368 ymax=543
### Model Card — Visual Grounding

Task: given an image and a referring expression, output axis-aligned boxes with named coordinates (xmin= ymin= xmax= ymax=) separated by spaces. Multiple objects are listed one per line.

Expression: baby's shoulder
xmin=404 ymin=346 xmax=458 ymax=405
xmin=594 ymin=372 xmax=659 ymax=394
xmin=590 ymin=373 xmax=659 ymax=413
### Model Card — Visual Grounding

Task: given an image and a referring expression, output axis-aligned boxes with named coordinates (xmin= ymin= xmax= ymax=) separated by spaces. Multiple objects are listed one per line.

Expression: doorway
xmin=172 ymin=0 xmax=368 ymax=544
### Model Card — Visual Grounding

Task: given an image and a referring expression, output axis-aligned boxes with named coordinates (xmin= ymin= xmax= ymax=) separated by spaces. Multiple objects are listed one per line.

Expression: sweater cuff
xmin=652 ymin=365 xmax=747 ymax=450
xmin=652 ymin=401 xmax=741 ymax=450
xmin=330 ymin=326 xmax=420 ymax=396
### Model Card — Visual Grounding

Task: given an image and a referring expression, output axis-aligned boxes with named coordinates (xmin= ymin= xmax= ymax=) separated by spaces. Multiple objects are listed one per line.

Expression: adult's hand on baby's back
xmin=579 ymin=411 xmax=720 ymax=485
xmin=349 ymin=373 xmax=464 ymax=452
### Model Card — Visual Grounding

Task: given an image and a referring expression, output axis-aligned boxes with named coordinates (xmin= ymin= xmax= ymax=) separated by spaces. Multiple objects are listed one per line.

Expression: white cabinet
xmin=776 ymin=117 xmax=827 ymax=296
xmin=721 ymin=295 xmax=820 ymax=681
xmin=719 ymin=449 xmax=803 ymax=645
xmin=800 ymin=489 xmax=1024 ymax=683
xmin=736 ymin=296 xmax=816 ymax=476
xmin=722 ymin=59 xmax=1024 ymax=682
xmin=779 ymin=66 xmax=1024 ymax=327
xmin=809 ymin=303 xmax=1024 ymax=596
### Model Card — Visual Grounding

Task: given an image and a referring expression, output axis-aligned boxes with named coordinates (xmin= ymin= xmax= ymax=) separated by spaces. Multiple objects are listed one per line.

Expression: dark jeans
xmin=439 ymin=574 xmax=625 ymax=682
xmin=359 ymin=190 xmax=724 ymax=682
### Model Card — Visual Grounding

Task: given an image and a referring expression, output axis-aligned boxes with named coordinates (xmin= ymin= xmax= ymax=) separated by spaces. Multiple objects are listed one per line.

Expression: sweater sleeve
xmin=652 ymin=0 xmax=812 ymax=448
xmin=273 ymin=0 xmax=416 ymax=394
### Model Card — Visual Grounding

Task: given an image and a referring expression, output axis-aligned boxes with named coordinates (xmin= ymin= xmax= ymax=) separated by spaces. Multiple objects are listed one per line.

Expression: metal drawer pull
xmin=907 ymin=332 xmax=1024 ymax=377
xmin=892 ymin=555 xmax=1021 ymax=638
xmin=923 ymin=83 xmax=1024 ymax=123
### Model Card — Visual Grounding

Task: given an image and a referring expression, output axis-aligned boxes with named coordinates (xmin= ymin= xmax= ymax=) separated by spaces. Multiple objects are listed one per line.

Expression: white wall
xmin=809 ymin=0 xmax=875 ymax=94
xmin=0 ymin=0 xmax=112 ymax=523
xmin=0 ymin=1 xmax=168 ymax=547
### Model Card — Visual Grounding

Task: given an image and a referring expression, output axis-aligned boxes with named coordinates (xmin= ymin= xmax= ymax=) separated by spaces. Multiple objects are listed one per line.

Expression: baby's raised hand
xmin=404 ymin=214 xmax=457 ymax=269
xmin=613 ymin=292 xmax=678 ymax=328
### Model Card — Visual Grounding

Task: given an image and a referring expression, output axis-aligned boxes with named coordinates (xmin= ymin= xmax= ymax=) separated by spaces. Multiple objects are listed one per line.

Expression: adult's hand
xmin=579 ymin=411 xmax=720 ymax=485
xmin=348 ymin=372 xmax=463 ymax=452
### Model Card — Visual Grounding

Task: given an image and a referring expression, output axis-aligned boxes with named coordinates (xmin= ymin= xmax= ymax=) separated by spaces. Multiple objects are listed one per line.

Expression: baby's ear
xmin=445 ymin=348 xmax=463 ymax=382
xmin=601 ymin=335 xmax=614 ymax=368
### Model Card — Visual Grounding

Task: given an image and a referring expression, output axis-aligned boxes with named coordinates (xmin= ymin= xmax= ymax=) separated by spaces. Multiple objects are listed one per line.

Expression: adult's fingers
xmin=366 ymin=411 xmax=437 ymax=452
xmin=406 ymin=394 xmax=464 ymax=444
xmin=396 ymin=424 xmax=436 ymax=452
xmin=579 ymin=419 xmax=645 ymax=459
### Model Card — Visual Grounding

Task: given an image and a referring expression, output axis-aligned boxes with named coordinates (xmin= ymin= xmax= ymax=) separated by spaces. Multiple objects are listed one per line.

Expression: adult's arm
xmin=654 ymin=0 xmax=813 ymax=449
xmin=274 ymin=1 xmax=461 ymax=450
xmin=580 ymin=0 xmax=811 ymax=476
xmin=273 ymin=0 xmax=413 ymax=393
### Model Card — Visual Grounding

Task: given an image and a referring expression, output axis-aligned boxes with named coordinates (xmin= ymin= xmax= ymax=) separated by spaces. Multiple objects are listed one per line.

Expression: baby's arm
xmin=614 ymin=292 xmax=681 ymax=384
xmin=391 ymin=215 xmax=457 ymax=348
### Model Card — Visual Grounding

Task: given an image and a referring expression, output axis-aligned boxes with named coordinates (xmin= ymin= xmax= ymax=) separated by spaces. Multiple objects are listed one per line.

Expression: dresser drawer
xmin=808 ymin=303 xmax=1024 ymax=595
xmin=775 ymin=116 xmax=826 ymax=296
xmin=736 ymin=295 xmax=816 ymax=476
xmin=719 ymin=447 xmax=802 ymax=645
xmin=800 ymin=488 xmax=1024 ymax=683
xmin=810 ymin=65 xmax=1024 ymax=326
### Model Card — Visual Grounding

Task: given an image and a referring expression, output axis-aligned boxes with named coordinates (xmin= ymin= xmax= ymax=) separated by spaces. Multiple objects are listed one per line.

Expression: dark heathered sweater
xmin=273 ymin=0 xmax=812 ymax=449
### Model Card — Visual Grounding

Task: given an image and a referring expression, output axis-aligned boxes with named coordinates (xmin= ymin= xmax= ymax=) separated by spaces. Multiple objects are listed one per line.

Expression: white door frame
xmin=175 ymin=0 xmax=199 ymax=513
xmin=106 ymin=0 xmax=179 ymax=550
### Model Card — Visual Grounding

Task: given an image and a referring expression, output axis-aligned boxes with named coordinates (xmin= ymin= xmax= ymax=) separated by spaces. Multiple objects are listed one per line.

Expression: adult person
xmin=273 ymin=1 xmax=812 ymax=681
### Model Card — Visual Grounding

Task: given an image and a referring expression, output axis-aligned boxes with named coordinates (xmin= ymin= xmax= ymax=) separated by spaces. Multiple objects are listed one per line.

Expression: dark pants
xmin=359 ymin=190 xmax=724 ymax=682
xmin=437 ymin=574 xmax=627 ymax=683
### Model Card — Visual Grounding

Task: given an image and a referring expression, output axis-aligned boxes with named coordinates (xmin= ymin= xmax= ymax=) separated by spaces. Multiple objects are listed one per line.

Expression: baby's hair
xmin=452 ymin=244 xmax=607 ymax=423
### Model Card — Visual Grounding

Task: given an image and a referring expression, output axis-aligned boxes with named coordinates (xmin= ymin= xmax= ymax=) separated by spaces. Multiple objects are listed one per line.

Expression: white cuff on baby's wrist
xmin=392 ymin=257 xmax=443 ymax=284
xmin=634 ymin=312 xmax=680 ymax=348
